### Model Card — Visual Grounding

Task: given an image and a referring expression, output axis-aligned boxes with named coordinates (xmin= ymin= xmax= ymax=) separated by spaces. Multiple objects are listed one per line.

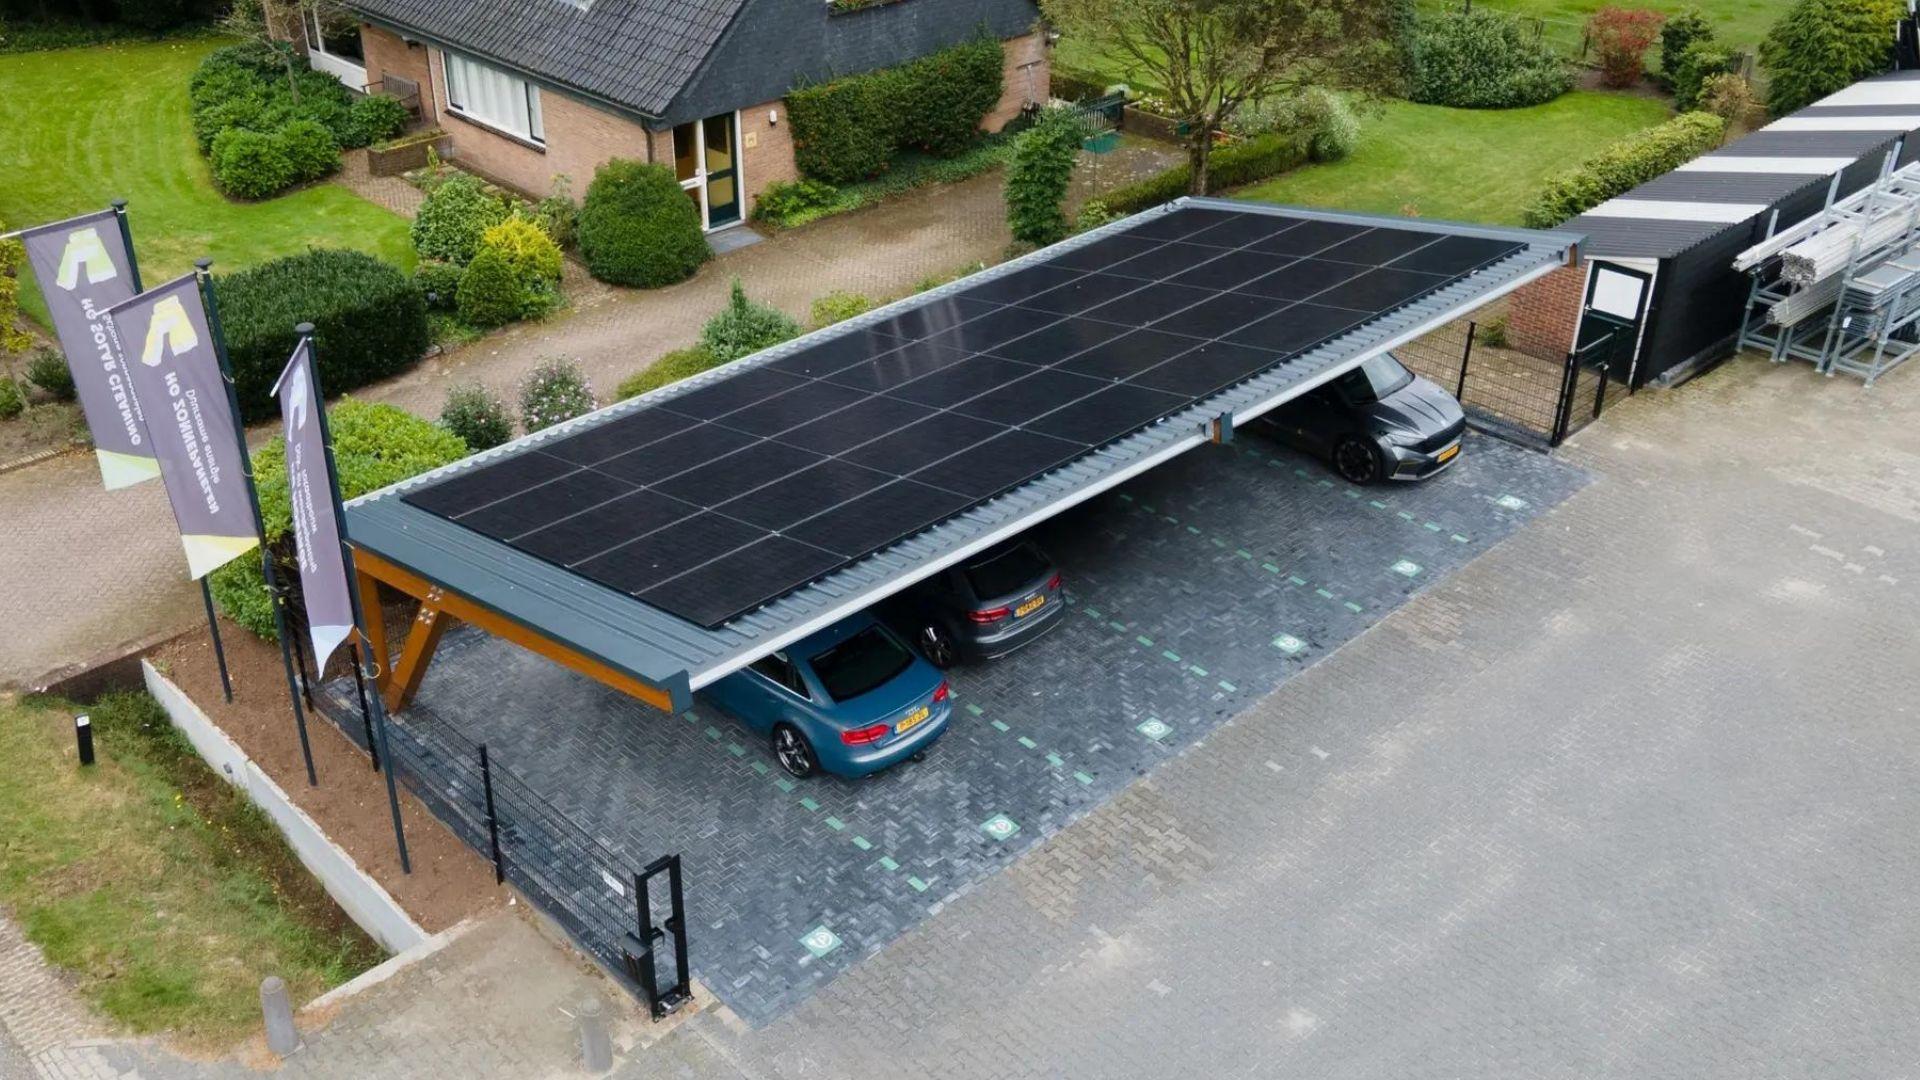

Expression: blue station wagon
xmin=703 ymin=614 xmax=952 ymax=778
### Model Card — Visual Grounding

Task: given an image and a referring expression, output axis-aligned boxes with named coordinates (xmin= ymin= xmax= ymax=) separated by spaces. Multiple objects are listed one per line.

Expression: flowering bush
xmin=440 ymin=382 xmax=515 ymax=451
xmin=518 ymin=357 xmax=596 ymax=432
xmin=1588 ymin=7 xmax=1666 ymax=89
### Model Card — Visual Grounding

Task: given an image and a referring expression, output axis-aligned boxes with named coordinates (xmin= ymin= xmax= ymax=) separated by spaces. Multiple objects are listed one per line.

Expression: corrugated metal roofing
xmin=345 ymin=199 xmax=1579 ymax=708
xmin=1562 ymin=68 xmax=1920 ymax=260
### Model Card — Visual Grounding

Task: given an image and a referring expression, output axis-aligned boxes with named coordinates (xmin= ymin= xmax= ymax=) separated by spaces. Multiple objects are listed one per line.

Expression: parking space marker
xmin=980 ymin=814 xmax=1021 ymax=841
xmin=1108 ymin=620 xmax=1128 ymax=632
xmin=1314 ymin=588 xmax=1335 ymax=599
xmin=990 ymin=719 xmax=1010 ymax=732
xmin=851 ymin=836 xmax=872 ymax=850
xmin=704 ymin=726 xmax=723 ymax=740
xmin=1186 ymin=525 xmax=1202 ymax=535
xmin=1138 ymin=718 xmax=1173 ymax=741
xmin=824 ymin=816 xmax=847 ymax=831
xmin=1161 ymin=650 xmax=1182 ymax=663
xmin=964 ymin=703 xmax=985 ymax=717
xmin=1288 ymin=575 xmax=1308 ymax=586
xmin=1084 ymin=606 xmax=1104 ymax=619
xmin=1343 ymin=601 xmax=1364 ymax=613
xmin=1397 ymin=511 xmax=1416 ymax=521
xmin=1046 ymin=752 xmax=1065 ymax=768
xmin=1369 ymin=499 xmax=1388 ymax=509
xmin=750 ymin=761 xmax=769 ymax=775
xmin=774 ymin=777 xmax=795 ymax=793
xmin=1218 ymin=680 xmax=1238 ymax=693
xmin=727 ymin=742 xmax=746 ymax=757
xmin=800 ymin=797 xmax=821 ymax=812
xmin=1017 ymin=736 xmax=1038 ymax=749
xmin=1392 ymin=560 xmax=1422 ymax=577
xmin=801 ymin=926 xmax=842 ymax=958
xmin=877 ymin=855 xmax=899 ymax=871
xmin=1262 ymin=562 xmax=1282 ymax=574
xmin=1272 ymin=634 xmax=1306 ymax=654
xmin=1495 ymin=494 xmax=1529 ymax=510
xmin=1210 ymin=537 xmax=1227 ymax=548
xmin=1136 ymin=634 xmax=1155 ymax=647
xmin=1451 ymin=534 xmax=1470 ymax=544
xmin=1188 ymin=664 xmax=1209 ymax=677
xmin=906 ymin=876 xmax=930 ymax=892
xmin=1073 ymin=771 xmax=1095 ymax=785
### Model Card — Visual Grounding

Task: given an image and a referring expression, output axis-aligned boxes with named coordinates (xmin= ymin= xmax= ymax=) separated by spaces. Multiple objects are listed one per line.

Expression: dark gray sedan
xmin=882 ymin=540 xmax=1063 ymax=669
xmin=1257 ymin=352 xmax=1466 ymax=484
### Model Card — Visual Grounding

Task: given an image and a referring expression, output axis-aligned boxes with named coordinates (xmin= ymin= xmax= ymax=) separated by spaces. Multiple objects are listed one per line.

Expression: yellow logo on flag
xmin=54 ymin=227 xmax=118 ymax=290
xmin=141 ymin=296 xmax=199 ymax=368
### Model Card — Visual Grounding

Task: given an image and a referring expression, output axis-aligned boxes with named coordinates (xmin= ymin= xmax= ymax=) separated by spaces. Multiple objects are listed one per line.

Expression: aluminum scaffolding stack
xmin=1734 ymin=158 xmax=1920 ymax=383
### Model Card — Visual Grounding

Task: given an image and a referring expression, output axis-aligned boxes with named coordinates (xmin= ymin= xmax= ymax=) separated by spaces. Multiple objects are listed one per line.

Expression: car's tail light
xmin=1046 ymin=572 xmax=1063 ymax=591
xmin=968 ymin=605 xmax=1011 ymax=624
xmin=840 ymin=723 xmax=891 ymax=746
xmin=932 ymin=681 xmax=950 ymax=704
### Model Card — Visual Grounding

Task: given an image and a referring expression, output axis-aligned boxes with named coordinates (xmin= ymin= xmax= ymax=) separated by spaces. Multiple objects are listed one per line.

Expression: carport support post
xmin=1455 ymin=321 xmax=1476 ymax=402
xmin=197 ymin=261 xmax=317 ymax=788
xmin=296 ymin=324 xmax=411 ymax=875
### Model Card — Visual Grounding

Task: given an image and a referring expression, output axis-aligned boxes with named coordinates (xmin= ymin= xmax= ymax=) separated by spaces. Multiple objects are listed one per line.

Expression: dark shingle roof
xmin=353 ymin=0 xmax=748 ymax=118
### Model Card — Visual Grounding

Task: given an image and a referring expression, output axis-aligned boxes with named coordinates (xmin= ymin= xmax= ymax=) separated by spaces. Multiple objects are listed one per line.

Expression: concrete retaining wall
xmin=141 ymin=660 xmax=427 ymax=955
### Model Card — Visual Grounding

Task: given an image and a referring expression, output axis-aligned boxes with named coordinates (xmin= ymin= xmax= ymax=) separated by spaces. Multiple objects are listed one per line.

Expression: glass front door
xmin=670 ymin=113 xmax=742 ymax=230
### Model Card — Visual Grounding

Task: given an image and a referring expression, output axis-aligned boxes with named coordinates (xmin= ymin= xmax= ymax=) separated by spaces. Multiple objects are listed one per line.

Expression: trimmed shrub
xmin=413 ymin=260 xmax=464 ymax=310
xmin=277 ymin=118 xmax=340 ymax=184
xmin=1005 ymin=106 xmax=1083 ymax=246
xmin=1231 ymin=89 xmax=1360 ymax=163
xmin=440 ymin=382 xmax=515 ymax=451
xmin=25 ymin=348 xmax=74 ymax=402
xmin=787 ymin=36 xmax=1005 ymax=182
xmin=532 ymin=176 xmax=578 ymax=249
xmin=0 ymin=377 xmax=22 ymax=420
xmin=1524 ymin=110 xmax=1726 ymax=227
xmin=210 ymin=127 xmax=294 ymax=199
xmin=1588 ymin=7 xmax=1667 ymax=89
xmin=576 ymin=159 xmax=709 ymax=287
xmin=1658 ymin=8 xmax=1714 ymax=81
xmin=216 ymin=249 xmax=430 ymax=421
xmin=811 ymin=290 xmax=874 ymax=328
xmin=211 ymin=400 xmax=466 ymax=638
xmin=1086 ymin=133 xmax=1311 ymax=219
xmin=1480 ymin=313 xmax=1511 ymax=348
xmin=345 ymin=94 xmax=410 ymax=149
xmin=1761 ymin=0 xmax=1903 ymax=116
xmin=1671 ymin=40 xmax=1740 ymax=111
xmin=478 ymin=215 xmax=563 ymax=286
xmin=519 ymin=357 xmax=595 ymax=432
xmin=411 ymin=174 xmax=511 ymax=265
xmin=617 ymin=345 xmax=723 ymax=398
xmin=1410 ymin=9 xmax=1573 ymax=109
xmin=455 ymin=248 xmax=525 ymax=329
xmin=752 ymin=178 xmax=839 ymax=224
xmin=1700 ymin=72 xmax=1764 ymax=131
xmin=701 ymin=279 xmax=801 ymax=362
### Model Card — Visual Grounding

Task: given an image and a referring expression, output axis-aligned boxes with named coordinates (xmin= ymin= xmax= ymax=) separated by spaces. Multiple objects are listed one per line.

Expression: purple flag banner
xmin=273 ymin=339 xmax=354 ymax=671
xmin=101 ymin=274 xmax=259 ymax=579
xmin=17 ymin=209 xmax=158 ymax=489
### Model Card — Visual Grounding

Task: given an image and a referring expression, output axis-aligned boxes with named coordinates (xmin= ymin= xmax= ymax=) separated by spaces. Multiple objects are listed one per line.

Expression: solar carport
xmin=346 ymin=198 xmax=1579 ymax=714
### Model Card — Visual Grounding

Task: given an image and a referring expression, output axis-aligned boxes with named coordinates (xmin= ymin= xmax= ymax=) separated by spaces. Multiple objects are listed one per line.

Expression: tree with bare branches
xmin=1042 ymin=0 xmax=1410 ymax=194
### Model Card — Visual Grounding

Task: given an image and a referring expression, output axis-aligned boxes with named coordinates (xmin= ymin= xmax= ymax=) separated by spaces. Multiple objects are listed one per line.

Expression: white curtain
xmin=446 ymin=53 xmax=543 ymax=143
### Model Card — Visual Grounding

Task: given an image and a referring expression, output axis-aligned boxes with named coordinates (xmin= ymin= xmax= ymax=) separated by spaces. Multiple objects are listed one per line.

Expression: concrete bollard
xmin=577 ymin=996 xmax=612 ymax=1073
xmin=261 ymin=976 xmax=300 ymax=1057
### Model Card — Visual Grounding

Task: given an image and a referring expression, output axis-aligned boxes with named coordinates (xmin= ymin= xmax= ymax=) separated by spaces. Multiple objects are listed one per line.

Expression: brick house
xmin=303 ymin=0 xmax=1048 ymax=231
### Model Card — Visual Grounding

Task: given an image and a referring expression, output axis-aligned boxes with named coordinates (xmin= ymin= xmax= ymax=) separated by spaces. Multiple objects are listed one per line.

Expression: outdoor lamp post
xmin=75 ymin=715 xmax=94 ymax=767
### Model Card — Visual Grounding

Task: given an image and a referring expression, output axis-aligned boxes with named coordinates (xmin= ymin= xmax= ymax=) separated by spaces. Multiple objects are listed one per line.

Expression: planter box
xmin=369 ymin=130 xmax=450 ymax=178
xmin=1121 ymin=105 xmax=1184 ymax=144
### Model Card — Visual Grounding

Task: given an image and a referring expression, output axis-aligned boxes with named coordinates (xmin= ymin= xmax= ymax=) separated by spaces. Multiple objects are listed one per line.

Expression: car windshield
xmin=809 ymin=626 xmax=915 ymax=703
xmin=965 ymin=544 xmax=1049 ymax=599
xmin=1335 ymin=354 xmax=1414 ymax=404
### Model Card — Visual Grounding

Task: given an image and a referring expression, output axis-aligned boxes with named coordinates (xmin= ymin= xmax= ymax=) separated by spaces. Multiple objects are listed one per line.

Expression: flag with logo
xmin=272 ymin=339 xmax=355 ymax=670
xmin=101 ymin=274 xmax=259 ymax=578
xmin=17 ymin=209 xmax=159 ymax=489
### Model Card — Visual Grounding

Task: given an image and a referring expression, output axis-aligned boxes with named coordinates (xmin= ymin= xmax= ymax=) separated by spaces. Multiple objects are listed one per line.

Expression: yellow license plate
xmin=1015 ymin=595 xmax=1046 ymax=618
xmin=897 ymin=706 xmax=931 ymax=734
xmin=1436 ymin=443 xmax=1461 ymax=464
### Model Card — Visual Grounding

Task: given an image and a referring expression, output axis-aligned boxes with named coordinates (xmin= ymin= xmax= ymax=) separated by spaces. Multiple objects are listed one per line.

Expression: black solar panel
xmin=403 ymin=206 xmax=1528 ymax=627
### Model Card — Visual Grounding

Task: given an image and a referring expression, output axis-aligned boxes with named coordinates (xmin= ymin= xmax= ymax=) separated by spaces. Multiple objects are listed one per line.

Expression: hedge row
xmin=215 ymin=248 xmax=430 ymax=422
xmin=190 ymin=44 xmax=408 ymax=199
xmin=1409 ymin=8 xmax=1571 ymax=109
xmin=787 ymin=36 xmax=1004 ymax=183
xmin=1523 ymin=111 xmax=1726 ymax=228
xmin=1086 ymin=134 xmax=1310 ymax=218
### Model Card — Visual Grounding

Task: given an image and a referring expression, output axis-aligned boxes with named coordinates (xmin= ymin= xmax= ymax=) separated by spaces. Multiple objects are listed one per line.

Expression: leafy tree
xmin=1587 ymin=7 xmax=1666 ymax=89
xmin=1760 ymin=0 xmax=1903 ymax=116
xmin=0 ymin=221 xmax=28 ymax=357
xmin=1005 ymin=106 xmax=1083 ymax=246
xmin=1042 ymin=0 xmax=1406 ymax=194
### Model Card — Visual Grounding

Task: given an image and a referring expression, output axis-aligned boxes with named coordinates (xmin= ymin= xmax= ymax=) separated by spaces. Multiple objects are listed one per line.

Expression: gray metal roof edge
xmin=354 ymin=11 xmax=667 ymax=122
xmin=347 ymin=199 xmax=1577 ymax=695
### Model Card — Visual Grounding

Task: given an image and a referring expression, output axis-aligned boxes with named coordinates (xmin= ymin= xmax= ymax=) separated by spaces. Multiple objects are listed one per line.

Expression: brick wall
xmin=985 ymin=31 xmax=1050 ymax=132
xmin=1507 ymin=262 xmax=1586 ymax=361
xmin=739 ymin=99 xmax=798 ymax=212
xmin=361 ymin=24 xmax=436 ymax=113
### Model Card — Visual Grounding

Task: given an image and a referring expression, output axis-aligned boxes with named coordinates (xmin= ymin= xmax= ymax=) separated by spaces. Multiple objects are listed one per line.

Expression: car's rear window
xmin=1334 ymin=353 xmax=1414 ymax=404
xmin=810 ymin=626 xmax=915 ymax=703
xmin=965 ymin=544 xmax=1049 ymax=599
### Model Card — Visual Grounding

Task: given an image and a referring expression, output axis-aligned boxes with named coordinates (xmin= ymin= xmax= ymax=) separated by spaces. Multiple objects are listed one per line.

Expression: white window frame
xmin=304 ymin=7 xmax=367 ymax=89
xmin=442 ymin=50 xmax=546 ymax=147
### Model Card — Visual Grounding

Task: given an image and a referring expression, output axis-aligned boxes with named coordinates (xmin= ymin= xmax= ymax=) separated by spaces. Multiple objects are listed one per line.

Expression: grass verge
xmin=0 ymin=691 xmax=384 ymax=1047
xmin=757 ymin=137 xmax=1016 ymax=230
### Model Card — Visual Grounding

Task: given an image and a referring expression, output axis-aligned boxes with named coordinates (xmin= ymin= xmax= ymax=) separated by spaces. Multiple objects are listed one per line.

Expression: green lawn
xmin=1421 ymin=0 xmax=1789 ymax=53
xmin=0 ymin=38 xmax=413 ymax=325
xmin=0 ymin=692 xmax=382 ymax=1046
xmin=1235 ymin=91 xmax=1673 ymax=225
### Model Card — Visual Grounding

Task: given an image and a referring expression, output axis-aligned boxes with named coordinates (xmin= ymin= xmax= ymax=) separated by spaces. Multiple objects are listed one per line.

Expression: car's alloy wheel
xmin=773 ymin=724 xmax=817 ymax=778
xmin=1333 ymin=436 xmax=1382 ymax=485
xmin=918 ymin=623 xmax=957 ymax=669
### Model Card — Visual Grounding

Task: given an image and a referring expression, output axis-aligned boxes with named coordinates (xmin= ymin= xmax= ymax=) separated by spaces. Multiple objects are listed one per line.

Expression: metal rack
xmin=1734 ymin=156 xmax=1920 ymax=384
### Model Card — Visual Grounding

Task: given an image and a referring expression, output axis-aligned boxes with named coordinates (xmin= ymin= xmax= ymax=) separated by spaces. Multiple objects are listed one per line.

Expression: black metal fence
xmin=1397 ymin=314 xmax=1629 ymax=450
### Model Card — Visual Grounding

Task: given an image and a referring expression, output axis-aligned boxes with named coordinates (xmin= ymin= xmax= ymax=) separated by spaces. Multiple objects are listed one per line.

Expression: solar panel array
xmin=403 ymin=207 xmax=1522 ymax=628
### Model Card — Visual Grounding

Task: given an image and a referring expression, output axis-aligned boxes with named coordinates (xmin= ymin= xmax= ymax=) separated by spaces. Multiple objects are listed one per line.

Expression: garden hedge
xmin=1006 ymin=107 xmax=1083 ymax=246
xmin=576 ymin=159 xmax=709 ymax=287
xmin=210 ymin=400 xmax=466 ymax=638
xmin=410 ymin=174 xmax=511 ymax=264
xmin=1087 ymin=134 xmax=1310 ymax=218
xmin=1761 ymin=0 xmax=1903 ymax=116
xmin=1409 ymin=9 xmax=1572 ymax=109
xmin=215 ymin=249 xmax=430 ymax=421
xmin=1523 ymin=111 xmax=1726 ymax=227
xmin=189 ymin=44 xmax=408 ymax=199
xmin=787 ymin=36 xmax=1004 ymax=183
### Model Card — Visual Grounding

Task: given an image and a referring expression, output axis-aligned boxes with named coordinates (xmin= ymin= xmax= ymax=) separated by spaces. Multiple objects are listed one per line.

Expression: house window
xmin=444 ymin=52 xmax=545 ymax=144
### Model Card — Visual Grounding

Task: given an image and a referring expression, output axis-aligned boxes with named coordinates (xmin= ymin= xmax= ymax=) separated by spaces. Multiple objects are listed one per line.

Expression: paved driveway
xmin=319 ymin=432 xmax=1588 ymax=1025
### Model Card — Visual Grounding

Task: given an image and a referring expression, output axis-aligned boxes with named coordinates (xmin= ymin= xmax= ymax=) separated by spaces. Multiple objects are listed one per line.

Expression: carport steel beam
xmin=347 ymin=198 xmax=1581 ymax=715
